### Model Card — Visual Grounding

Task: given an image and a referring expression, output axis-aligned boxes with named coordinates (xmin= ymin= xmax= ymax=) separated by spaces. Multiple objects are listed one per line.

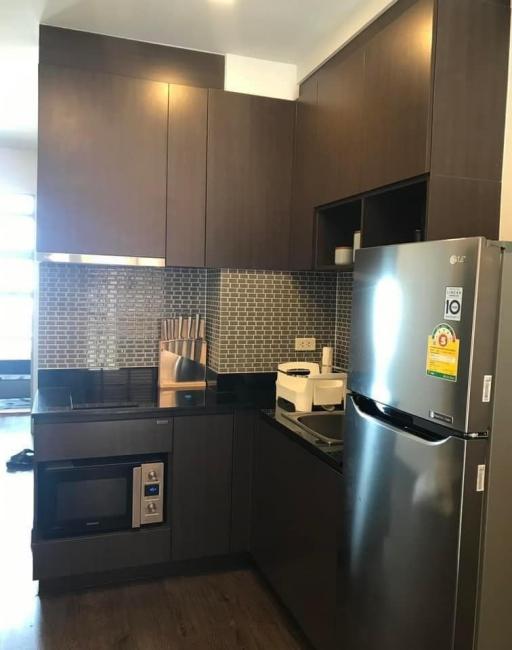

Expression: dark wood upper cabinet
xmin=166 ymin=84 xmax=207 ymax=267
xmin=171 ymin=414 xmax=233 ymax=561
xmin=206 ymin=90 xmax=295 ymax=269
xmin=291 ymin=0 xmax=509 ymax=257
xmin=426 ymin=0 xmax=509 ymax=241
xmin=37 ymin=0 xmax=509 ymax=267
xmin=37 ymin=64 xmax=168 ymax=258
xmin=361 ymin=0 xmax=434 ymax=192
xmin=430 ymin=0 xmax=509 ymax=182
xmin=289 ymin=75 xmax=318 ymax=270
xmin=290 ymin=50 xmax=365 ymax=271
xmin=316 ymin=47 xmax=365 ymax=205
xmin=40 ymin=25 xmax=225 ymax=89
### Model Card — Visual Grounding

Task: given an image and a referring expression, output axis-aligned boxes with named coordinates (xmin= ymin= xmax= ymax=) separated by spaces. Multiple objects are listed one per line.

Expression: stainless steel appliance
xmin=38 ymin=456 xmax=165 ymax=538
xmin=341 ymin=238 xmax=512 ymax=650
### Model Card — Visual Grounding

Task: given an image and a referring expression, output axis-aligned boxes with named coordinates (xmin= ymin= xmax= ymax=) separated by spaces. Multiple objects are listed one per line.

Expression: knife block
xmin=158 ymin=338 xmax=208 ymax=389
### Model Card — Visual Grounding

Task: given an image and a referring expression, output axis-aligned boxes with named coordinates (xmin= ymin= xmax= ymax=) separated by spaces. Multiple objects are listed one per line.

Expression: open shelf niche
xmin=361 ymin=179 xmax=427 ymax=248
xmin=315 ymin=199 xmax=362 ymax=270
xmin=313 ymin=176 xmax=427 ymax=270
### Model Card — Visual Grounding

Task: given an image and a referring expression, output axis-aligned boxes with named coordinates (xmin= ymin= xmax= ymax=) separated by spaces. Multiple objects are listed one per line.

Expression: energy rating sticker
xmin=426 ymin=323 xmax=460 ymax=382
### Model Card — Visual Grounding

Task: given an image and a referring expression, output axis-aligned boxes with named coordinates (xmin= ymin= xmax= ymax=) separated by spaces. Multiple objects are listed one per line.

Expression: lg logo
xmin=450 ymin=255 xmax=467 ymax=265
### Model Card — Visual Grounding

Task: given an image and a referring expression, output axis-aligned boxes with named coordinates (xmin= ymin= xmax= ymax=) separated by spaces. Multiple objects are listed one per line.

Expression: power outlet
xmin=295 ymin=337 xmax=316 ymax=351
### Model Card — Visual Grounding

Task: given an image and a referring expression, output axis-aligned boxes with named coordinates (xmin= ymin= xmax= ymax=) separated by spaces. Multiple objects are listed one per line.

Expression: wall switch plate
xmin=295 ymin=337 xmax=316 ymax=351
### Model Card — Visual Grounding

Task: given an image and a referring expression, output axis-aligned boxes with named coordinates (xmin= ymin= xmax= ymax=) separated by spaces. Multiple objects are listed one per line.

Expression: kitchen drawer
xmin=33 ymin=526 xmax=171 ymax=580
xmin=34 ymin=418 xmax=173 ymax=461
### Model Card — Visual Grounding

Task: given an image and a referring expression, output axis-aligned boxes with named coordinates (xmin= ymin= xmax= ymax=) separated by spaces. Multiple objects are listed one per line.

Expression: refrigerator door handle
xmin=351 ymin=396 xmax=450 ymax=447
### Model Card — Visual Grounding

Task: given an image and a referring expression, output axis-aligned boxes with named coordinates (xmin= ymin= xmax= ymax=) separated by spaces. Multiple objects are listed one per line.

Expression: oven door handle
xmin=132 ymin=466 xmax=142 ymax=528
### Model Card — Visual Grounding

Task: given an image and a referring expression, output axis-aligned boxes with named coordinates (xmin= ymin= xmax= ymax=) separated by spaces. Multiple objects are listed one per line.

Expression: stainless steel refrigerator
xmin=341 ymin=237 xmax=512 ymax=650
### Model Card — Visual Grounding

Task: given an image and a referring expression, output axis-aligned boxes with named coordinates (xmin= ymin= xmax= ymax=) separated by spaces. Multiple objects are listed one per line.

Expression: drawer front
xmin=34 ymin=418 xmax=173 ymax=461
xmin=33 ymin=527 xmax=171 ymax=580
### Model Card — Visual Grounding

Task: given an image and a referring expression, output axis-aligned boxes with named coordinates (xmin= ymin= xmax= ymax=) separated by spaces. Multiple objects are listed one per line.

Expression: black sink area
xmin=284 ymin=411 xmax=344 ymax=445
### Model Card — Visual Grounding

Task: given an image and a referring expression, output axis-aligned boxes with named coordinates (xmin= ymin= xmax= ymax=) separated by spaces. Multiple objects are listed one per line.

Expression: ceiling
xmin=0 ymin=0 xmax=380 ymax=149
xmin=41 ymin=0 xmax=368 ymax=62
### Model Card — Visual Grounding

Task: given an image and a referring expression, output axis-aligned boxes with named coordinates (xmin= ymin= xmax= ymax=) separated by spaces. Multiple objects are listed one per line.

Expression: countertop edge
xmin=31 ymin=401 xmax=260 ymax=424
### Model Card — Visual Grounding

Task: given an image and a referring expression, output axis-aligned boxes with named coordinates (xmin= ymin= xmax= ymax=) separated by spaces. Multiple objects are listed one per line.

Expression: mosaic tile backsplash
xmin=205 ymin=269 xmax=349 ymax=374
xmin=38 ymin=263 xmax=353 ymax=373
xmin=335 ymin=272 xmax=353 ymax=371
xmin=205 ymin=269 xmax=222 ymax=372
xmin=38 ymin=264 xmax=206 ymax=369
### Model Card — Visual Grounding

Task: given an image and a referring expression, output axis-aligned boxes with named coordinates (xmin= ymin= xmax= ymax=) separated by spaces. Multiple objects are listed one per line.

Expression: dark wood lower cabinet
xmin=251 ymin=418 xmax=342 ymax=650
xmin=171 ymin=414 xmax=234 ymax=561
xmin=230 ymin=411 xmax=256 ymax=553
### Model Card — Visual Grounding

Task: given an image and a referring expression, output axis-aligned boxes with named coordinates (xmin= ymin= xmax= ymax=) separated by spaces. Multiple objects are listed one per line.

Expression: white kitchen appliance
xmin=276 ymin=362 xmax=346 ymax=412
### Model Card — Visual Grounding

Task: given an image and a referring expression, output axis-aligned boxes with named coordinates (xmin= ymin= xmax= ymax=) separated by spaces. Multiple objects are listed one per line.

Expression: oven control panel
xmin=139 ymin=462 xmax=164 ymax=525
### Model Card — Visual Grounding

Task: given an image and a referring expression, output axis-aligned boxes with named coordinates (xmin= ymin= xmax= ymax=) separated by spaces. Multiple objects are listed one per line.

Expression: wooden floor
xmin=0 ymin=415 xmax=311 ymax=650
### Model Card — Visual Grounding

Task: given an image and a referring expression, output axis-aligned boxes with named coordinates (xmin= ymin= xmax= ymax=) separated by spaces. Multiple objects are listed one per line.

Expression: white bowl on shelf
xmin=334 ymin=246 xmax=353 ymax=266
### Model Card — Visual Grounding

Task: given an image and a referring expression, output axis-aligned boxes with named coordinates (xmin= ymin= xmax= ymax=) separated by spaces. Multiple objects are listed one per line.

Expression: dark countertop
xmin=32 ymin=367 xmax=342 ymax=472
xmin=260 ymin=408 xmax=343 ymax=473
xmin=32 ymin=386 xmax=274 ymax=423
xmin=32 ymin=367 xmax=276 ymax=423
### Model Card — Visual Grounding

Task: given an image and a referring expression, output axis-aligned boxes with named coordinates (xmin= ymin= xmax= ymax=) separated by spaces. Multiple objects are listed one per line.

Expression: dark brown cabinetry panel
xmin=361 ymin=0 xmax=433 ymax=191
xmin=427 ymin=175 xmax=501 ymax=241
xmin=430 ymin=0 xmax=509 ymax=181
xmin=171 ymin=414 xmax=233 ymax=561
xmin=166 ymin=84 xmax=207 ymax=267
xmin=289 ymin=76 xmax=318 ymax=270
xmin=316 ymin=47 xmax=365 ymax=205
xmin=230 ymin=411 xmax=255 ymax=553
xmin=206 ymin=90 xmax=295 ymax=269
xmin=251 ymin=418 xmax=342 ymax=650
xmin=37 ymin=64 xmax=168 ymax=258
xmin=40 ymin=25 xmax=225 ymax=89
xmin=426 ymin=0 xmax=509 ymax=241
xmin=34 ymin=418 xmax=173 ymax=462
xmin=33 ymin=527 xmax=171 ymax=580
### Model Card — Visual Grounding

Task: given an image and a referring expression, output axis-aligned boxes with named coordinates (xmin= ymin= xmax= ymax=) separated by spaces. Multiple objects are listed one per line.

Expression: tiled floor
xmin=0 ymin=415 xmax=310 ymax=650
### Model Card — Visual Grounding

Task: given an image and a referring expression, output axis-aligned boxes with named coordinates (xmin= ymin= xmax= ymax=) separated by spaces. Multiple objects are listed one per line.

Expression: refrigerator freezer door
xmin=349 ymin=237 xmax=501 ymax=433
xmin=339 ymin=396 xmax=486 ymax=650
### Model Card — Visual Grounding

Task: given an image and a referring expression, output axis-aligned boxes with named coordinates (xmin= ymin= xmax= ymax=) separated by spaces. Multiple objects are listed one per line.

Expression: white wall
xmin=0 ymin=146 xmax=37 ymax=195
xmin=225 ymin=53 xmax=298 ymax=100
xmin=500 ymin=18 xmax=512 ymax=241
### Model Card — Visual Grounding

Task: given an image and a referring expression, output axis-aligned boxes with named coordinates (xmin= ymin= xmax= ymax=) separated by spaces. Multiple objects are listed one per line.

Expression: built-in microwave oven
xmin=38 ymin=455 xmax=165 ymax=538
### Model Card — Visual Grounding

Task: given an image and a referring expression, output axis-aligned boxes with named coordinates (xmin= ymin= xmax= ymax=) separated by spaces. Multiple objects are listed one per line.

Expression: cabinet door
xmin=206 ymin=90 xmax=295 ymax=269
xmin=171 ymin=414 xmax=233 ymax=561
xmin=251 ymin=418 xmax=342 ymax=650
xmin=362 ymin=0 xmax=434 ymax=191
xmin=289 ymin=75 xmax=318 ymax=270
xmin=230 ymin=411 xmax=255 ymax=553
xmin=166 ymin=84 xmax=207 ymax=267
xmin=37 ymin=64 xmax=168 ymax=258
xmin=316 ymin=47 xmax=365 ymax=205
